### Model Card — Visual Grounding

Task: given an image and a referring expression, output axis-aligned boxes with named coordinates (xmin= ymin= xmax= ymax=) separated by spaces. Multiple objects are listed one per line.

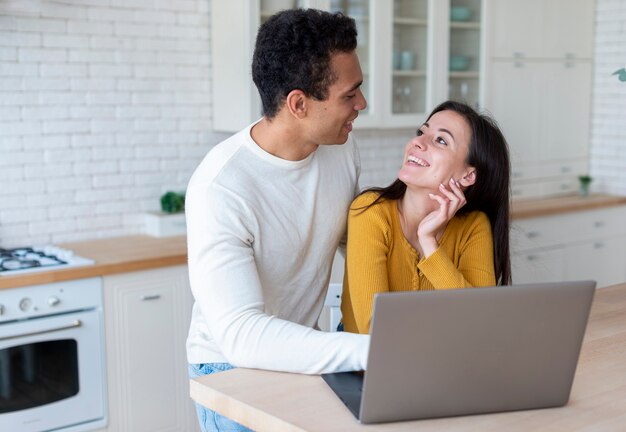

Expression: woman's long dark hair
xmin=361 ymin=100 xmax=512 ymax=285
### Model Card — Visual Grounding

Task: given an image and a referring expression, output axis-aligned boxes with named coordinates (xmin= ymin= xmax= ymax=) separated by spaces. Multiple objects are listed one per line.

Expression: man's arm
xmin=186 ymin=183 xmax=368 ymax=374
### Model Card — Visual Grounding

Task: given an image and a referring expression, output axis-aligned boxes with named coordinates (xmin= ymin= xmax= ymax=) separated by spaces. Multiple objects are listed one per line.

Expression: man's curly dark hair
xmin=252 ymin=9 xmax=357 ymax=119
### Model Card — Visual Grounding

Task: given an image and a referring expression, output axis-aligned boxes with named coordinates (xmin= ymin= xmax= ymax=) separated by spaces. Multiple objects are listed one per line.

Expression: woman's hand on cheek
xmin=417 ymin=179 xmax=467 ymax=256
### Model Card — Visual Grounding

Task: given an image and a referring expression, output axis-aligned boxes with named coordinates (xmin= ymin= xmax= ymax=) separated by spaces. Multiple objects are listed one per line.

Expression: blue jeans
xmin=188 ymin=363 xmax=255 ymax=432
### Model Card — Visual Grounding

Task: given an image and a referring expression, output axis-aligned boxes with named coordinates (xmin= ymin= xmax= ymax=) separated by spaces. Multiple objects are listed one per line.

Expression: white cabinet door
xmin=490 ymin=0 xmax=594 ymax=59
xmin=511 ymin=248 xmax=565 ymax=285
xmin=487 ymin=59 xmax=591 ymax=192
xmin=103 ymin=266 xmax=198 ymax=432
xmin=488 ymin=61 xmax=541 ymax=166
xmin=490 ymin=0 xmax=543 ymax=59
xmin=565 ymin=237 xmax=626 ymax=288
xmin=536 ymin=61 xmax=592 ymax=162
xmin=542 ymin=0 xmax=594 ymax=59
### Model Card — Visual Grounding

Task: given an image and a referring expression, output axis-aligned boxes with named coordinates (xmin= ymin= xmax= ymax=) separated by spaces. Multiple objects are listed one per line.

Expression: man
xmin=186 ymin=8 xmax=369 ymax=432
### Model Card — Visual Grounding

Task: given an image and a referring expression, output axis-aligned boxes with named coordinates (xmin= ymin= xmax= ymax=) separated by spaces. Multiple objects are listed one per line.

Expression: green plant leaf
xmin=612 ymin=68 xmax=626 ymax=82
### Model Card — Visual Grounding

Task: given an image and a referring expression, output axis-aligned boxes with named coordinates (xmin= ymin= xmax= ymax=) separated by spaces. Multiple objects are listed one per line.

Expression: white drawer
xmin=511 ymin=205 xmax=626 ymax=252
xmin=573 ymin=206 xmax=626 ymax=239
xmin=511 ymin=214 xmax=578 ymax=251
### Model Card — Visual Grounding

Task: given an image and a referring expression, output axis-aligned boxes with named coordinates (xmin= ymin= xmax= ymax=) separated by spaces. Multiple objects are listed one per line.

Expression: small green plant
xmin=578 ymin=175 xmax=592 ymax=197
xmin=160 ymin=191 xmax=185 ymax=213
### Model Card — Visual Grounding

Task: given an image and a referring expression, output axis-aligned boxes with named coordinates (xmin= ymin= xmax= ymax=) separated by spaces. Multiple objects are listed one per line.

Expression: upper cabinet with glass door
xmin=448 ymin=0 xmax=483 ymax=109
xmin=391 ymin=0 xmax=430 ymax=118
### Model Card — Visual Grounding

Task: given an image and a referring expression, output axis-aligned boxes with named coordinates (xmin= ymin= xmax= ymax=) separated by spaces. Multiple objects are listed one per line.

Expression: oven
xmin=0 ymin=277 xmax=106 ymax=432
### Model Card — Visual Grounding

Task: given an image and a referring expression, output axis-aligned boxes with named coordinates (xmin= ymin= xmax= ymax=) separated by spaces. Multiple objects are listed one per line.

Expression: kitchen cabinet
xmin=103 ymin=266 xmax=198 ymax=432
xmin=491 ymin=0 xmax=594 ymax=60
xmin=485 ymin=0 xmax=594 ymax=200
xmin=511 ymin=205 xmax=626 ymax=288
xmin=211 ymin=0 xmax=486 ymax=132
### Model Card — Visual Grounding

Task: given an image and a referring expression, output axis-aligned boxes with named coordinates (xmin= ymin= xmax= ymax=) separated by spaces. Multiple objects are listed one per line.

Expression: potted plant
xmin=578 ymin=175 xmax=593 ymax=197
xmin=144 ymin=191 xmax=187 ymax=237
xmin=160 ymin=191 xmax=185 ymax=214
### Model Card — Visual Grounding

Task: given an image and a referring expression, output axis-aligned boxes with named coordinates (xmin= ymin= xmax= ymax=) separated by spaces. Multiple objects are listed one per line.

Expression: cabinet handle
xmin=526 ymin=231 xmax=540 ymax=239
xmin=140 ymin=294 xmax=161 ymax=301
xmin=560 ymin=166 xmax=572 ymax=173
xmin=513 ymin=52 xmax=525 ymax=58
xmin=594 ymin=221 xmax=605 ymax=228
xmin=527 ymin=255 xmax=539 ymax=261
xmin=594 ymin=242 xmax=605 ymax=249
xmin=565 ymin=53 xmax=575 ymax=59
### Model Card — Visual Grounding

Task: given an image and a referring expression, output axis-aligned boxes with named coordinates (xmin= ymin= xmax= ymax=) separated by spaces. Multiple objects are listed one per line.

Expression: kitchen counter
xmin=2 ymin=193 xmax=625 ymax=290
xmin=0 ymin=235 xmax=187 ymax=290
xmin=510 ymin=193 xmax=626 ymax=220
xmin=190 ymin=282 xmax=626 ymax=431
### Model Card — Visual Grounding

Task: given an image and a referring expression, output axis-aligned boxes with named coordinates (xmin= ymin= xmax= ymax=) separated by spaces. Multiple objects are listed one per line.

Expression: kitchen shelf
xmin=450 ymin=21 xmax=480 ymax=30
xmin=449 ymin=71 xmax=479 ymax=78
xmin=393 ymin=70 xmax=427 ymax=77
xmin=394 ymin=17 xmax=428 ymax=26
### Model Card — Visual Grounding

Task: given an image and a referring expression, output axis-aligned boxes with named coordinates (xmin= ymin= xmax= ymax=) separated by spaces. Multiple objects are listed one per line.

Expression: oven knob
xmin=19 ymin=297 xmax=32 ymax=311
xmin=48 ymin=296 xmax=61 ymax=307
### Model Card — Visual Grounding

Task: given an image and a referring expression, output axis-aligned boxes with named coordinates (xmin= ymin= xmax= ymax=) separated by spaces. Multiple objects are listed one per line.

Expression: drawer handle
xmin=526 ymin=231 xmax=540 ymax=239
xmin=140 ymin=294 xmax=161 ymax=301
xmin=527 ymin=255 xmax=538 ymax=261
xmin=594 ymin=242 xmax=605 ymax=249
xmin=594 ymin=221 xmax=605 ymax=228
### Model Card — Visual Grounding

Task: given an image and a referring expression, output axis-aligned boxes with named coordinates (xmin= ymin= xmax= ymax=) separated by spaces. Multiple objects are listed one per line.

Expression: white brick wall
xmin=590 ymin=0 xmax=626 ymax=195
xmin=0 ymin=0 xmax=227 ymax=247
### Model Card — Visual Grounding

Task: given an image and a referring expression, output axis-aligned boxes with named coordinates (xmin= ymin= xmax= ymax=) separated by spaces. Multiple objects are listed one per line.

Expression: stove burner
xmin=0 ymin=246 xmax=92 ymax=276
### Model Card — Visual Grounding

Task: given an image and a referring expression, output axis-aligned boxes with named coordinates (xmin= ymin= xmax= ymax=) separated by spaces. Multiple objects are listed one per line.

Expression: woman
xmin=341 ymin=100 xmax=511 ymax=334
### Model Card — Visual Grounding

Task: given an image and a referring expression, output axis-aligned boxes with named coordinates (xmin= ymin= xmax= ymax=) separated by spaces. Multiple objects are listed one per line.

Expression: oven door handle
xmin=0 ymin=319 xmax=82 ymax=341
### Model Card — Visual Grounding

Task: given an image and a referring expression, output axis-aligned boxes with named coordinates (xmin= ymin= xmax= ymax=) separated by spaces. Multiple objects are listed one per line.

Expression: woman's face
xmin=397 ymin=110 xmax=474 ymax=191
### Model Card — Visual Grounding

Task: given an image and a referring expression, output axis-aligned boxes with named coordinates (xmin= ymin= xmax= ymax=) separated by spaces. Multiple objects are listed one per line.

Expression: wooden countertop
xmin=190 ymin=282 xmax=626 ymax=432
xmin=0 ymin=235 xmax=187 ymax=290
xmin=510 ymin=193 xmax=626 ymax=220
xmin=1 ymin=194 xmax=624 ymax=290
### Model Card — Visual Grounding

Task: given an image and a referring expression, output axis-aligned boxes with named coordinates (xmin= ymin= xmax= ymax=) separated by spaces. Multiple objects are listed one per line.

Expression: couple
xmin=186 ymin=8 xmax=511 ymax=432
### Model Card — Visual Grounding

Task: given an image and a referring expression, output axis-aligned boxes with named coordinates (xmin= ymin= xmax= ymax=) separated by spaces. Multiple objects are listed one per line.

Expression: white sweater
xmin=185 ymin=122 xmax=369 ymax=374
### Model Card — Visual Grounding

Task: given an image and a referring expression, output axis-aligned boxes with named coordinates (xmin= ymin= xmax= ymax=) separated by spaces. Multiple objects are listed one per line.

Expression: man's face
xmin=304 ymin=51 xmax=367 ymax=145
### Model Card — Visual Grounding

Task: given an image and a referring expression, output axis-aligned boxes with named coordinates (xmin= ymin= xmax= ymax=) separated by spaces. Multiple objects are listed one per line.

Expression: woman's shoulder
xmin=350 ymin=191 xmax=397 ymax=211
xmin=351 ymin=190 xmax=380 ymax=207
xmin=349 ymin=191 xmax=396 ymax=220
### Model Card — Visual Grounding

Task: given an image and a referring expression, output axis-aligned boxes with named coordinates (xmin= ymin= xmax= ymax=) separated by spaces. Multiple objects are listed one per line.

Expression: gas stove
xmin=0 ymin=246 xmax=94 ymax=276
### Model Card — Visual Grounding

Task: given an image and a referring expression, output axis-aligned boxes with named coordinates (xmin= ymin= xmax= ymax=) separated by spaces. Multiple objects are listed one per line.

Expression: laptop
xmin=322 ymin=280 xmax=596 ymax=424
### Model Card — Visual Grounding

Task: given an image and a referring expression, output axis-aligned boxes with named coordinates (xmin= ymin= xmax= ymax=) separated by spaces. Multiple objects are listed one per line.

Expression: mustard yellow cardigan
xmin=341 ymin=192 xmax=496 ymax=334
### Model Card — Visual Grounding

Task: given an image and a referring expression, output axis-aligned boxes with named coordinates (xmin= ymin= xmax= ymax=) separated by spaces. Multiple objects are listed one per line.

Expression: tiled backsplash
xmin=2 ymin=0 xmax=624 ymax=247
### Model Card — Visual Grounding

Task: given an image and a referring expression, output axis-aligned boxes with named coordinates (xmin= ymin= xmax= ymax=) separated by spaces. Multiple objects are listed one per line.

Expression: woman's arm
xmin=418 ymin=211 xmax=496 ymax=288
xmin=342 ymin=195 xmax=391 ymax=334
